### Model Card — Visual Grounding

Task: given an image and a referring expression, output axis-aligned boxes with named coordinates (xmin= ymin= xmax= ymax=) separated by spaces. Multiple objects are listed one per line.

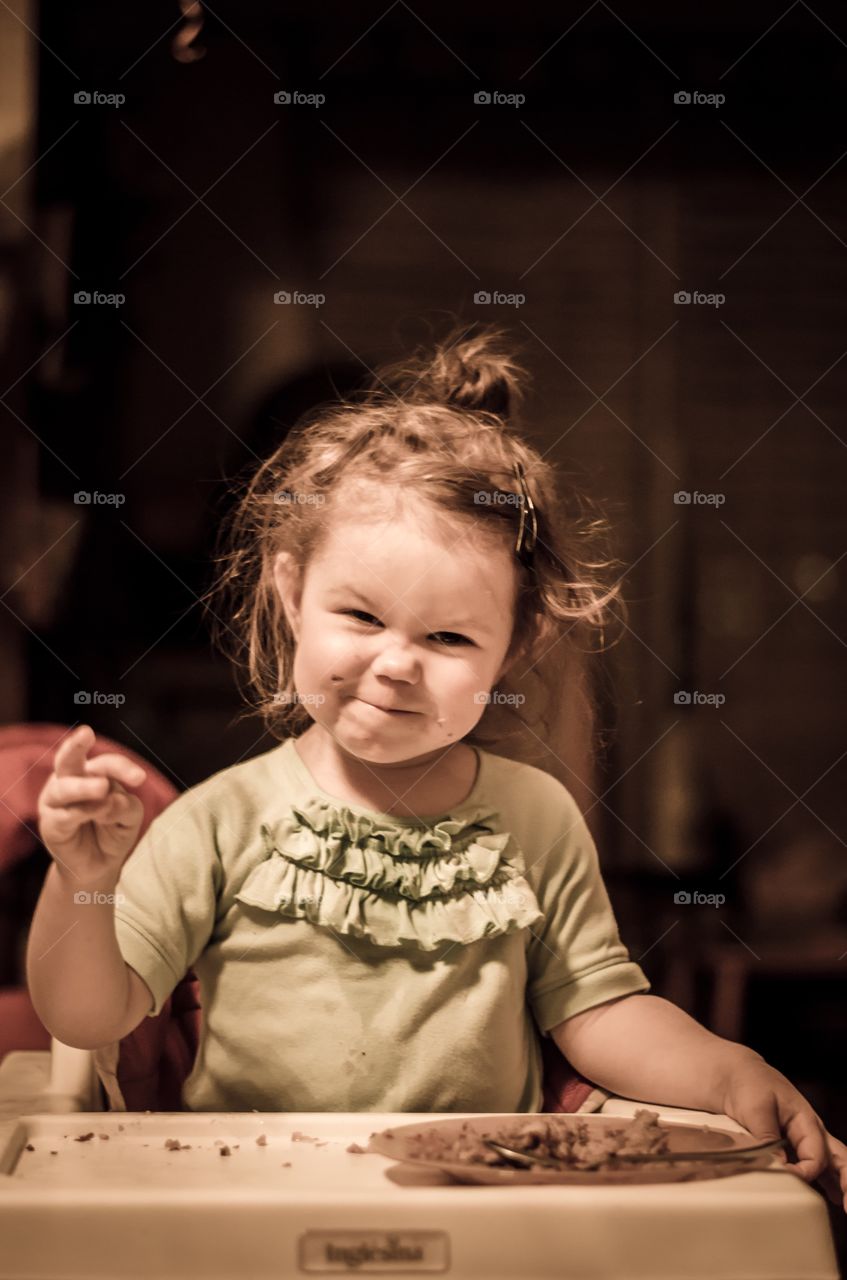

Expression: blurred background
xmin=0 ymin=0 xmax=845 ymax=1237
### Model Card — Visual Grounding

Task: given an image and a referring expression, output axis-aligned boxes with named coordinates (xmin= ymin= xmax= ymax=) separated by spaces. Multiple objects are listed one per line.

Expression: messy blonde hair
xmin=207 ymin=324 xmax=624 ymax=768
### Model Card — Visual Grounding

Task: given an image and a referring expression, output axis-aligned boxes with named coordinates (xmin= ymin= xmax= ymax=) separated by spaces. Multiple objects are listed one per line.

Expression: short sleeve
xmin=524 ymin=785 xmax=650 ymax=1037
xmin=113 ymin=797 xmax=222 ymax=1017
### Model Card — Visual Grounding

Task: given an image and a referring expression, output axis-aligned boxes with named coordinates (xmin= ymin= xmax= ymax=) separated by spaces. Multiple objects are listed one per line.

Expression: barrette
xmin=513 ymin=463 xmax=538 ymax=565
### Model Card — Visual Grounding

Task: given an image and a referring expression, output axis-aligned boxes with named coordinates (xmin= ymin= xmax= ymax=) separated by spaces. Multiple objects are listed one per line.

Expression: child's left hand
xmin=721 ymin=1051 xmax=847 ymax=1212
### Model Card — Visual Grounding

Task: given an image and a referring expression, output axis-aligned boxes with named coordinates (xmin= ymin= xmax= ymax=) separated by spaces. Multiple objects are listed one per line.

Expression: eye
xmin=340 ymin=611 xmax=473 ymax=647
xmin=342 ymin=609 xmax=381 ymax=626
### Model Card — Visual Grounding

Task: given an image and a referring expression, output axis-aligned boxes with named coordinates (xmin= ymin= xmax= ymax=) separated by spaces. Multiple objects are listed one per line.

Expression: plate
xmin=367 ymin=1113 xmax=784 ymax=1186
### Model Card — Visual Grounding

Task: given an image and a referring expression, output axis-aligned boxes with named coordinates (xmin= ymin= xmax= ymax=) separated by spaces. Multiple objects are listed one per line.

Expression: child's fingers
xmin=93 ymin=791 xmax=142 ymax=829
xmin=783 ymin=1108 xmax=829 ymax=1182
xmin=41 ymin=774 xmax=111 ymax=810
xmin=52 ymin=728 xmax=146 ymax=792
xmin=818 ymin=1132 xmax=847 ymax=1212
xmin=83 ymin=753 xmax=146 ymax=789
xmin=816 ymin=1162 xmax=846 ymax=1209
xmin=47 ymin=790 xmax=139 ymax=837
xmin=53 ymin=724 xmax=96 ymax=778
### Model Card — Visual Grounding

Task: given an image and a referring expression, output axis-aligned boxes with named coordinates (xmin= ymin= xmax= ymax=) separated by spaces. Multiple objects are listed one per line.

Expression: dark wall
xmin=2 ymin=10 xmax=846 ymax=1168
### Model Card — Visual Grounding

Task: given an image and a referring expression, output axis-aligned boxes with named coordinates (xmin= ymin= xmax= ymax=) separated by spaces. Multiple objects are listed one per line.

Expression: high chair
xmin=0 ymin=1030 xmax=839 ymax=1280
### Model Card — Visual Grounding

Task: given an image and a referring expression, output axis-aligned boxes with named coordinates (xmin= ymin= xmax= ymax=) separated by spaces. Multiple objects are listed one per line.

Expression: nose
xmin=369 ymin=640 xmax=421 ymax=683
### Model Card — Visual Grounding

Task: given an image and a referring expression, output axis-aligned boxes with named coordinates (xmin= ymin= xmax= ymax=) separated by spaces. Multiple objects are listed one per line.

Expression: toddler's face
xmin=273 ymin=498 xmax=521 ymax=768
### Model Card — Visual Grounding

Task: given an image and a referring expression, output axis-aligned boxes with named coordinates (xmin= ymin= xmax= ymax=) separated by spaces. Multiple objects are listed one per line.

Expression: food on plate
xmin=406 ymin=1109 xmax=671 ymax=1170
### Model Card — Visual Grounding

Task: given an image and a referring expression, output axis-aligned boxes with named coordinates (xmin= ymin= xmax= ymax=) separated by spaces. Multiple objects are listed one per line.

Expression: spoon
xmin=484 ymin=1135 xmax=787 ymax=1170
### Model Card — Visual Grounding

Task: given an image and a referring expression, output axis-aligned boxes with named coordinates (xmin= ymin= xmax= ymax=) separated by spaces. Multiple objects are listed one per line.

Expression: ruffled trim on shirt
xmin=234 ymin=798 xmax=544 ymax=951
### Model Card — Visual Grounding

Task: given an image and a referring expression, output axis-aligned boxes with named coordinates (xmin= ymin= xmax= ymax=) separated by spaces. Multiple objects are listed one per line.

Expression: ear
xmin=272 ymin=551 xmax=304 ymax=640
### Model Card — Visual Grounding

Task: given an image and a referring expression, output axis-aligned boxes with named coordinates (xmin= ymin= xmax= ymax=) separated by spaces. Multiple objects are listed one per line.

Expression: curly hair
xmin=205 ymin=323 xmax=624 ymax=763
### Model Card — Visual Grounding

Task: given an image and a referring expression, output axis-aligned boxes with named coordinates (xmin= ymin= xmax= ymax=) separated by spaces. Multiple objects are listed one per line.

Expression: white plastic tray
xmin=0 ymin=1107 xmax=839 ymax=1280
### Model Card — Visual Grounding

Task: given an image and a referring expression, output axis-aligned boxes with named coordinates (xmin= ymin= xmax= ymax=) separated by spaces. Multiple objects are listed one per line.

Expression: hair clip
xmin=513 ymin=463 xmax=538 ymax=566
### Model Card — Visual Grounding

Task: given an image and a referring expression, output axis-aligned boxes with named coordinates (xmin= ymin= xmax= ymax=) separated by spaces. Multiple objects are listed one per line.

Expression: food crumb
xmin=346 ymin=1142 xmax=367 ymax=1154
xmin=118 ymin=1124 xmax=125 ymax=1132
xmin=291 ymin=1131 xmax=316 ymax=1142
xmin=219 ymin=1145 xmax=231 ymax=1157
xmin=256 ymin=1134 xmax=268 ymax=1146
xmin=74 ymin=1133 xmax=95 ymax=1143
xmin=233 ymin=1144 xmax=240 ymax=1150
xmin=281 ymin=1161 xmax=292 ymax=1167
xmin=50 ymin=1151 xmax=58 ymax=1156
xmin=98 ymin=1133 xmax=110 ymax=1141
xmin=165 ymin=1138 xmax=192 ymax=1151
xmin=25 ymin=1143 xmax=35 ymax=1152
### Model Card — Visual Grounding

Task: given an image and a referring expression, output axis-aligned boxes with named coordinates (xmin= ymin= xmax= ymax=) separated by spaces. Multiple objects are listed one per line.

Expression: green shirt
xmin=113 ymin=737 xmax=650 ymax=1112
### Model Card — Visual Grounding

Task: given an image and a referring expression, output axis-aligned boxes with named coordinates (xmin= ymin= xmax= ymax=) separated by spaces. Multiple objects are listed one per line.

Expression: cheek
xmin=298 ymin=624 xmax=360 ymax=677
xmin=439 ymin=663 xmax=490 ymax=704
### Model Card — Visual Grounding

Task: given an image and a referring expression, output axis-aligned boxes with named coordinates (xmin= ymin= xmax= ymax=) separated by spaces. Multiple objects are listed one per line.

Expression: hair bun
xmin=372 ymin=324 xmax=527 ymax=420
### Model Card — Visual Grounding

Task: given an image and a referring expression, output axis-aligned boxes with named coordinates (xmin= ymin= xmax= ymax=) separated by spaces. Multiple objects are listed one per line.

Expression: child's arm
xmin=552 ymin=993 xmax=748 ymax=1113
xmin=552 ymin=992 xmax=847 ymax=1212
xmin=26 ymin=725 xmax=154 ymax=1048
xmin=27 ymin=861 xmax=154 ymax=1047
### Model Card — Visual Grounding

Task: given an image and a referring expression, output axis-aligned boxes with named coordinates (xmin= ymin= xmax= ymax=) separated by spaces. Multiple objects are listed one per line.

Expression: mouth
xmin=356 ymin=699 xmax=418 ymax=716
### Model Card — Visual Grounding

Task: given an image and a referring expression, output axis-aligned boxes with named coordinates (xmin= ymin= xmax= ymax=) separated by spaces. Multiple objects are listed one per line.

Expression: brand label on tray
xmin=298 ymin=1230 xmax=449 ymax=1272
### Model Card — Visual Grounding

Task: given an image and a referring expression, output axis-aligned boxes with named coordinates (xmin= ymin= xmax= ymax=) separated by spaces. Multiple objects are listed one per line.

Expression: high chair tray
xmin=0 ymin=1109 xmax=838 ymax=1280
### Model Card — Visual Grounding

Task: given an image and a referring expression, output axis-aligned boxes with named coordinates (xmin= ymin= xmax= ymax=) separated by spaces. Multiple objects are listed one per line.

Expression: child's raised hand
xmin=37 ymin=725 xmax=147 ymax=882
xmin=721 ymin=1053 xmax=847 ymax=1212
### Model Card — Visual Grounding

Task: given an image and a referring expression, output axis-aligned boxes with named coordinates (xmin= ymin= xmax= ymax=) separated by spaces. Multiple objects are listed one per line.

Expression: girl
xmin=28 ymin=327 xmax=847 ymax=1210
